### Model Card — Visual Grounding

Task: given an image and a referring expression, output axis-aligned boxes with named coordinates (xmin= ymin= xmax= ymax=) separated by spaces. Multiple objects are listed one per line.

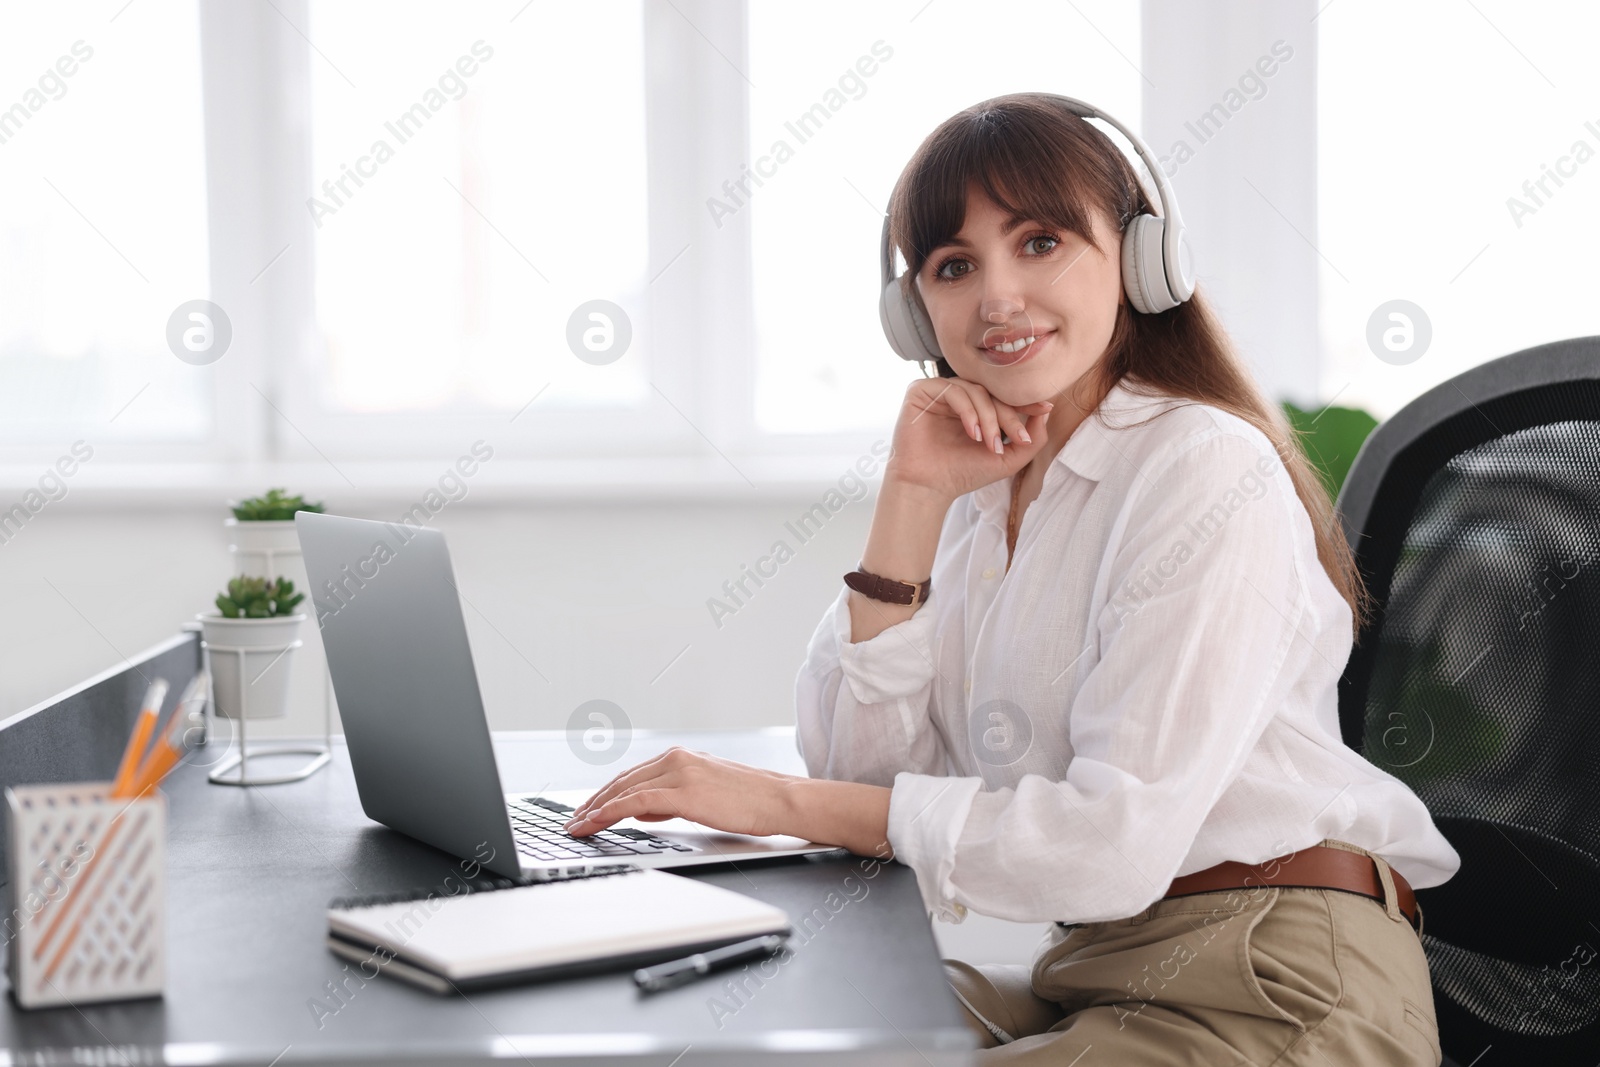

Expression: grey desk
xmin=0 ymin=635 xmax=975 ymax=1066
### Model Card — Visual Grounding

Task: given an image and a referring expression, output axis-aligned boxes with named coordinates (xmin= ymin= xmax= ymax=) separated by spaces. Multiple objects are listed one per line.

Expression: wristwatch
xmin=844 ymin=567 xmax=931 ymax=606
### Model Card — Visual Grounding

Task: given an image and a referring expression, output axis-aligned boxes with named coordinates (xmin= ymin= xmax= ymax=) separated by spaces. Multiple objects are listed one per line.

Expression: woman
xmin=567 ymin=93 xmax=1459 ymax=1064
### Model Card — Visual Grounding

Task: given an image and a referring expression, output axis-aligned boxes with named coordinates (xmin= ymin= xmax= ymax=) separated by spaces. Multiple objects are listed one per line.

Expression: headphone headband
xmin=1050 ymin=95 xmax=1188 ymax=295
xmin=878 ymin=93 xmax=1195 ymax=367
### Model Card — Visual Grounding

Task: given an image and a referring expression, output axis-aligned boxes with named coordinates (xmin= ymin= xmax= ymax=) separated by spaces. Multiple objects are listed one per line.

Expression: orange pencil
xmin=125 ymin=743 xmax=183 ymax=799
xmin=111 ymin=679 xmax=168 ymax=796
xmin=41 ymin=671 xmax=208 ymax=976
xmin=119 ymin=670 xmax=208 ymax=800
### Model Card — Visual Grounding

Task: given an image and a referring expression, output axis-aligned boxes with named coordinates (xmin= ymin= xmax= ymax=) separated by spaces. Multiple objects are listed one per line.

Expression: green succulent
xmin=215 ymin=576 xmax=305 ymax=619
xmin=231 ymin=488 xmax=325 ymax=522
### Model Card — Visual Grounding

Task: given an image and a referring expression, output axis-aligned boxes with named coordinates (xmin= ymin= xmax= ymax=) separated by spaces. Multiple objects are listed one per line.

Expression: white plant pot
xmin=224 ymin=518 xmax=301 ymax=580
xmin=199 ymin=613 xmax=306 ymax=720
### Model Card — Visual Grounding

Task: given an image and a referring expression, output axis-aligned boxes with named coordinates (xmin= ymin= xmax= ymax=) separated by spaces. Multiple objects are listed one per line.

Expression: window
xmin=1317 ymin=0 xmax=1600 ymax=419
xmin=747 ymin=0 xmax=1142 ymax=434
xmin=304 ymin=1 xmax=651 ymax=419
xmin=0 ymin=2 xmax=209 ymax=447
xmin=0 ymin=0 xmax=1329 ymax=481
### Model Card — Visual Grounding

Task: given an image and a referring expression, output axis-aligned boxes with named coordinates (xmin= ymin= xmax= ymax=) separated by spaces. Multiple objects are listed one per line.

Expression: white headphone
xmin=878 ymin=94 xmax=1195 ymax=367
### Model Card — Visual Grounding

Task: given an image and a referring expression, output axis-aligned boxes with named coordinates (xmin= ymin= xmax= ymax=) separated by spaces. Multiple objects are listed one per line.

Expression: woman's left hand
xmin=565 ymin=747 xmax=799 ymax=838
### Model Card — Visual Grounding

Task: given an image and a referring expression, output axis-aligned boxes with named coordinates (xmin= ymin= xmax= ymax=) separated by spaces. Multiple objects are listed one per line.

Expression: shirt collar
xmin=971 ymin=379 xmax=1178 ymax=519
xmin=1053 ymin=378 xmax=1177 ymax=483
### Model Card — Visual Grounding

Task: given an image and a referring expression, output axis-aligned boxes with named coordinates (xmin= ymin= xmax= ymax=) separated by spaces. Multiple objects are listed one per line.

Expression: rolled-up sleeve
xmin=887 ymin=772 xmax=982 ymax=921
xmin=795 ymin=586 xmax=951 ymax=787
xmin=890 ymin=433 xmax=1314 ymax=923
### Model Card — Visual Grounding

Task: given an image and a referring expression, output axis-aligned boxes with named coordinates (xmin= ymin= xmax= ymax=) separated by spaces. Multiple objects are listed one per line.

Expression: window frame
xmin=210 ymin=0 xmax=890 ymax=482
xmin=2 ymin=0 xmax=1327 ymax=494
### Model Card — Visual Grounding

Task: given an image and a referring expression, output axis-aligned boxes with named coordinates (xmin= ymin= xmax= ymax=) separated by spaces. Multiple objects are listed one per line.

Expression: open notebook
xmin=326 ymin=866 xmax=791 ymax=993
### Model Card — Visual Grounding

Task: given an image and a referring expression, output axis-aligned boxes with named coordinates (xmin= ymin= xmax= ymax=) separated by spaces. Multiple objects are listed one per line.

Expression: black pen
xmin=633 ymin=933 xmax=789 ymax=992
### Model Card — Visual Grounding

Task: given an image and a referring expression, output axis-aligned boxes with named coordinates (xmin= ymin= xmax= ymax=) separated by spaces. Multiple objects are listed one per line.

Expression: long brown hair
xmin=888 ymin=92 xmax=1370 ymax=634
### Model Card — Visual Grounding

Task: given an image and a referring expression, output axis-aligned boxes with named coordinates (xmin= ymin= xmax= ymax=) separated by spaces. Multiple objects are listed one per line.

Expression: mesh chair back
xmin=1337 ymin=337 xmax=1600 ymax=1064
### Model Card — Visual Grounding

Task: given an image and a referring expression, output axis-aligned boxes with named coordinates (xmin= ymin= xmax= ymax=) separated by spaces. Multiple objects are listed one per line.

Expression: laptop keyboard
xmin=507 ymin=796 xmax=696 ymax=862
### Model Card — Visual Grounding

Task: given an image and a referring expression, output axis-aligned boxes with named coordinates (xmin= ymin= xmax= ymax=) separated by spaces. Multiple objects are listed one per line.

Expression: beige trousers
xmin=944 ymin=840 xmax=1442 ymax=1065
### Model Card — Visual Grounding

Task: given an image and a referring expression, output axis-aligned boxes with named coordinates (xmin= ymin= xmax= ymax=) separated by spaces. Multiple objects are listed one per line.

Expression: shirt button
xmin=981 ymin=567 xmax=997 ymax=579
xmin=963 ymin=680 xmax=972 ymax=694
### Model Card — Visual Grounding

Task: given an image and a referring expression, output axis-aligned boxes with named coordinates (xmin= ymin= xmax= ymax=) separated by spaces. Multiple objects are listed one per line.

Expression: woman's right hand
xmin=884 ymin=377 xmax=1054 ymax=504
xmin=846 ymin=377 xmax=1052 ymax=644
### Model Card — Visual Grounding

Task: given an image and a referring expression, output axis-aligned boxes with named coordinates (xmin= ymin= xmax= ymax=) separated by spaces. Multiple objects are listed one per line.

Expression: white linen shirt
xmin=795 ymin=380 xmax=1460 ymax=925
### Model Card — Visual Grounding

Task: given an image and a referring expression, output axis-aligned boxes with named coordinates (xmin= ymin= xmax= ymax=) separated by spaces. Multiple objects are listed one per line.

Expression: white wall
xmin=1143 ymin=0 xmax=1320 ymax=406
xmin=0 ymin=495 xmax=873 ymax=737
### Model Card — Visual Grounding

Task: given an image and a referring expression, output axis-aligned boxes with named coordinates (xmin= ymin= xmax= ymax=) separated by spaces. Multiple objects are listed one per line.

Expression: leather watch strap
xmin=844 ymin=568 xmax=931 ymax=606
xmin=1164 ymin=844 xmax=1419 ymax=928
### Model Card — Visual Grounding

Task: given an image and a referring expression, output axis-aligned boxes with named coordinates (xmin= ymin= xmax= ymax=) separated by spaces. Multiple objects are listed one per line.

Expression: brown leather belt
xmin=1163 ymin=844 xmax=1419 ymax=929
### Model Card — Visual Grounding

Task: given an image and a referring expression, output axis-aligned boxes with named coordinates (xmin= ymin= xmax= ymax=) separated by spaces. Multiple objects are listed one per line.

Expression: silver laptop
xmin=296 ymin=511 xmax=831 ymax=881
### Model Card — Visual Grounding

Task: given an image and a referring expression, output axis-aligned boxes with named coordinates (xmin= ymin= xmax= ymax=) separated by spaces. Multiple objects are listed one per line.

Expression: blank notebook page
xmin=328 ymin=868 xmax=790 ymax=981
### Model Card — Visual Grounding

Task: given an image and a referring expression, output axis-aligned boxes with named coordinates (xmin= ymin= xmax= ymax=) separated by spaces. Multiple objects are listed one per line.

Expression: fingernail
xmin=970 ymin=424 xmax=982 ymax=442
xmin=1017 ymin=428 xmax=1032 ymax=444
xmin=993 ymin=436 xmax=1004 ymax=455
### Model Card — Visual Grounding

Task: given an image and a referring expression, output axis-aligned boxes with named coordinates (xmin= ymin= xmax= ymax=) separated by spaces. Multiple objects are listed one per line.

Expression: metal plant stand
xmin=201 ymin=636 xmax=331 ymax=786
xmin=205 ymin=523 xmax=335 ymax=786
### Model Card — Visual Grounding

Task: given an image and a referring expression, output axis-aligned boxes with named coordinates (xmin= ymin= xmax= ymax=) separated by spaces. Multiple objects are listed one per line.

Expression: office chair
xmin=1335 ymin=335 xmax=1600 ymax=1066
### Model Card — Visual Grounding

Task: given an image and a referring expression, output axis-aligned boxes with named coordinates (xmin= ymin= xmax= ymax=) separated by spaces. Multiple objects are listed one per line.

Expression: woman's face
xmin=915 ymin=186 xmax=1123 ymax=409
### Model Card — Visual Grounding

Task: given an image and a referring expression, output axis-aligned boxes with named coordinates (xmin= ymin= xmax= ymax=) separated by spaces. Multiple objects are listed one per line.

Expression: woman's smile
xmin=979 ymin=328 xmax=1053 ymax=368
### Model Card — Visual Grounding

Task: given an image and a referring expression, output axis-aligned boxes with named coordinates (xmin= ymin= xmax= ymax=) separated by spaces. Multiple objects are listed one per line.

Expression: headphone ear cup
xmin=1120 ymin=213 xmax=1178 ymax=315
xmin=880 ymin=278 xmax=943 ymax=363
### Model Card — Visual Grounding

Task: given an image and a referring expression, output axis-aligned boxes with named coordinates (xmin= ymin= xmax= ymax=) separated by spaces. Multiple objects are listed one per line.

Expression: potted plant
xmin=199 ymin=576 xmax=307 ymax=720
xmin=1281 ymin=401 xmax=1379 ymax=497
xmin=225 ymin=488 xmax=325 ymax=580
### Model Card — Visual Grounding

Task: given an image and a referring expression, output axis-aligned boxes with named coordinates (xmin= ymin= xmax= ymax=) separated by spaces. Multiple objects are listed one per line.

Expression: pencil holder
xmin=4 ymin=782 xmax=165 ymax=1009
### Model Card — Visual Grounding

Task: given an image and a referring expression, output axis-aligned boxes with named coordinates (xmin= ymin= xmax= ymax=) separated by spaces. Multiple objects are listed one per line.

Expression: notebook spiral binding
xmin=326 ymin=864 xmax=640 ymax=911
